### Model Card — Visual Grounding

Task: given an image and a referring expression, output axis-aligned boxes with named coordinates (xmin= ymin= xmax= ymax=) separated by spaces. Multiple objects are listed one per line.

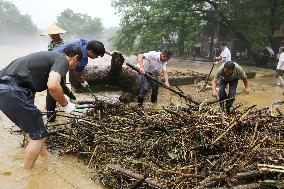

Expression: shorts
xmin=0 ymin=82 xmax=48 ymax=140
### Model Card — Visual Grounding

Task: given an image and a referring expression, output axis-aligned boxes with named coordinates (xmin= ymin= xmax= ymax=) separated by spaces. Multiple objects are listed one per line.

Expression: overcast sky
xmin=6 ymin=0 xmax=121 ymax=30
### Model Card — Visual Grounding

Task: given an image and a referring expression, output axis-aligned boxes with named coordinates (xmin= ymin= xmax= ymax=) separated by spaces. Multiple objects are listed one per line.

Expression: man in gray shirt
xmin=137 ymin=49 xmax=172 ymax=106
xmin=0 ymin=44 xmax=82 ymax=169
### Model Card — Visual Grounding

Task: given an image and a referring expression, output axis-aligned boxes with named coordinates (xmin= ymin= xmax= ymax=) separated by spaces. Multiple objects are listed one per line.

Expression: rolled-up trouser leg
xmin=0 ymin=84 xmax=48 ymax=140
xmin=226 ymin=79 xmax=238 ymax=113
xmin=218 ymin=77 xmax=228 ymax=112
xmin=46 ymin=90 xmax=57 ymax=122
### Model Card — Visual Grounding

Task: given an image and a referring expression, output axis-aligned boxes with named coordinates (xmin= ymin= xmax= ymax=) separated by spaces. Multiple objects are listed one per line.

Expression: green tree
xmin=0 ymin=0 xmax=38 ymax=34
xmin=192 ymin=0 xmax=284 ymax=64
xmin=112 ymin=0 xmax=284 ymax=64
xmin=112 ymin=0 xmax=203 ymax=55
xmin=56 ymin=9 xmax=104 ymax=39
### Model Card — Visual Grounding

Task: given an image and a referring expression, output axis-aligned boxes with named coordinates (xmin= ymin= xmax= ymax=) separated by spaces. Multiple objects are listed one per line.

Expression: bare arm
xmin=47 ymin=71 xmax=68 ymax=106
xmin=242 ymin=77 xmax=249 ymax=94
xmin=137 ymin=54 xmax=145 ymax=74
xmin=215 ymin=57 xmax=226 ymax=65
xmin=72 ymin=70 xmax=84 ymax=83
xmin=162 ymin=69 xmax=170 ymax=87
xmin=211 ymin=79 xmax=218 ymax=97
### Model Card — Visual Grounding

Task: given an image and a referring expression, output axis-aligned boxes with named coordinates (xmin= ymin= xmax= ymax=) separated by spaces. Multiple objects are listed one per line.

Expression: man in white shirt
xmin=214 ymin=42 xmax=231 ymax=65
xmin=137 ymin=49 xmax=172 ymax=106
xmin=276 ymin=47 xmax=284 ymax=87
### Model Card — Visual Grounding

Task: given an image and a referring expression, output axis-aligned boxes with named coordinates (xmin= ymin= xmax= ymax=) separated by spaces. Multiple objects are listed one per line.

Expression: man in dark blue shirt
xmin=46 ymin=38 xmax=111 ymax=121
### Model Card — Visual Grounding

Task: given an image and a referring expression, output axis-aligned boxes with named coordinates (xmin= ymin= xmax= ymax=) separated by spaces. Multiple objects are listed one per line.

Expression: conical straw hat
xmin=40 ymin=24 xmax=67 ymax=36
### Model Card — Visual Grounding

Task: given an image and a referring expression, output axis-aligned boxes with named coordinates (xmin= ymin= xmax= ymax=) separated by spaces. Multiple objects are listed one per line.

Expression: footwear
xmin=151 ymin=94 xmax=157 ymax=103
xmin=137 ymin=96 xmax=144 ymax=107
xmin=47 ymin=112 xmax=56 ymax=122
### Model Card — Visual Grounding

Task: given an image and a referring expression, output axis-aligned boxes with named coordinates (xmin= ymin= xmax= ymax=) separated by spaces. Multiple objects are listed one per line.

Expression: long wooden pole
xmin=126 ymin=63 xmax=200 ymax=105
xmin=203 ymin=62 xmax=215 ymax=89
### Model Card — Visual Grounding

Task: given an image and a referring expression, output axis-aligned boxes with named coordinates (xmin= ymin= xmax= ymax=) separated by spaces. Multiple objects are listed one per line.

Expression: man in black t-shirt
xmin=0 ymin=44 xmax=83 ymax=169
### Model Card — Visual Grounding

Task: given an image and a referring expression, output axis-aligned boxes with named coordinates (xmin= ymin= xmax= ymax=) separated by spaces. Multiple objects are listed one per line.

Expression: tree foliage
xmin=111 ymin=0 xmax=203 ymax=55
xmin=112 ymin=0 xmax=284 ymax=61
xmin=199 ymin=0 xmax=284 ymax=51
xmin=0 ymin=0 xmax=38 ymax=34
xmin=56 ymin=9 xmax=104 ymax=39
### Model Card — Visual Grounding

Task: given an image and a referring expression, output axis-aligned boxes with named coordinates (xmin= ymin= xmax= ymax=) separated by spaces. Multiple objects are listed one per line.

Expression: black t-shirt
xmin=0 ymin=51 xmax=69 ymax=92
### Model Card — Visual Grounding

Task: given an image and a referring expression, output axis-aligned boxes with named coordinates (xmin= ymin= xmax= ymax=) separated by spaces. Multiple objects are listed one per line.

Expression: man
xmin=214 ymin=42 xmax=231 ymax=65
xmin=137 ymin=49 xmax=172 ymax=106
xmin=211 ymin=61 xmax=249 ymax=113
xmin=40 ymin=24 xmax=67 ymax=51
xmin=276 ymin=47 xmax=284 ymax=87
xmin=0 ymin=44 xmax=83 ymax=169
xmin=41 ymin=25 xmax=76 ymax=120
xmin=46 ymin=38 xmax=111 ymax=121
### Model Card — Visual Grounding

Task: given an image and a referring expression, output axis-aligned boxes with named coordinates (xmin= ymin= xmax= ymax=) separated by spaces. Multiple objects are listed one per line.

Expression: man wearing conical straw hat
xmin=40 ymin=24 xmax=67 ymax=51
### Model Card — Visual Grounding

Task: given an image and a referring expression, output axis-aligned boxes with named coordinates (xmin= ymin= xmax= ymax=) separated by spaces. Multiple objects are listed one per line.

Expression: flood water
xmin=0 ymin=42 xmax=283 ymax=188
xmin=0 ymin=42 xmax=104 ymax=189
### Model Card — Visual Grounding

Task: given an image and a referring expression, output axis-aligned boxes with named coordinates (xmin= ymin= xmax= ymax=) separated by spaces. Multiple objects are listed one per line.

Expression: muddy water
xmin=0 ymin=43 xmax=104 ymax=189
xmin=1 ymin=44 xmax=283 ymax=188
xmin=164 ymin=59 xmax=284 ymax=111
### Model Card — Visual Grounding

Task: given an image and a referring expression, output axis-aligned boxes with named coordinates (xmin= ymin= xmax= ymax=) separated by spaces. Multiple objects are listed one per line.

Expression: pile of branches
xmin=46 ymin=101 xmax=284 ymax=188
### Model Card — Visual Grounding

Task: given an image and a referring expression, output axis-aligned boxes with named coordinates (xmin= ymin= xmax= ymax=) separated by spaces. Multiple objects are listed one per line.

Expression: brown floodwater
xmin=0 ymin=43 xmax=104 ymax=189
xmin=163 ymin=59 xmax=284 ymax=111
xmin=0 ymin=44 xmax=283 ymax=188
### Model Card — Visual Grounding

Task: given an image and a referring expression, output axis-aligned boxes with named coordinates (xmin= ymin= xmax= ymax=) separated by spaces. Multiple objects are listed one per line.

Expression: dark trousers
xmin=218 ymin=78 xmax=239 ymax=112
xmin=138 ymin=72 xmax=159 ymax=102
xmin=46 ymin=90 xmax=57 ymax=119
xmin=0 ymin=76 xmax=48 ymax=140
xmin=46 ymin=76 xmax=75 ymax=121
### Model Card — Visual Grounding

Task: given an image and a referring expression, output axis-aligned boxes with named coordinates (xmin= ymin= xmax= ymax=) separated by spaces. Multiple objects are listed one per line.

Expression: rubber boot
xmin=138 ymin=96 xmax=144 ymax=107
xmin=46 ymin=91 xmax=57 ymax=122
xmin=151 ymin=94 xmax=157 ymax=103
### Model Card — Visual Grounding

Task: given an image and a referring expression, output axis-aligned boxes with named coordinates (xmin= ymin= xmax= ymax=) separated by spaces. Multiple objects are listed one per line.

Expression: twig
xmin=107 ymin=164 xmax=164 ymax=188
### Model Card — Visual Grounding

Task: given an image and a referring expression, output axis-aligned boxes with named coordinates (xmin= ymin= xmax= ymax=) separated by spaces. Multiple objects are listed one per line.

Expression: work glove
xmin=81 ymin=81 xmax=89 ymax=88
xmin=62 ymin=101 xmax=76 ymax=114
xmin=214 ymin=61 xmax=219 ymax=65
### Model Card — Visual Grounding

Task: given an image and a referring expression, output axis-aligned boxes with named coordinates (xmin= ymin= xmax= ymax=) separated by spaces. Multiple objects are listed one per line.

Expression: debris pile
xmin=46 ymin=101 xmax=284 ymax=188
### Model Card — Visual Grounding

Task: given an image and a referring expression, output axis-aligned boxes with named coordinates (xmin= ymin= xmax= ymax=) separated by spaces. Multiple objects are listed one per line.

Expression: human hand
xmin=139 ymin=66 xmax=145 ymax=74
xmin=81 ymin=81 xmax=89 ymax=88
xmin=165 ymin=81 xmax=170 ymax=88
xmin=212 ymin=90 xmax=218 ymax=97
xmin=62 ymin=101 xmax=76 ymax=114
xmin=243 ymin=87 xmax=249 ymax=94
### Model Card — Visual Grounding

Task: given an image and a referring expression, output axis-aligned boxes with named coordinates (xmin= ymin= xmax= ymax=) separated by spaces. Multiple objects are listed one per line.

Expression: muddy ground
xmin=0 ymin=44 xmax=283 ymax=188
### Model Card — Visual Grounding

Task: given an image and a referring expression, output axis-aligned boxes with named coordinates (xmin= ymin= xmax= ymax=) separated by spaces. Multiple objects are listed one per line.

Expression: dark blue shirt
xmin=53 ymin=38 xmax=89 ymax=72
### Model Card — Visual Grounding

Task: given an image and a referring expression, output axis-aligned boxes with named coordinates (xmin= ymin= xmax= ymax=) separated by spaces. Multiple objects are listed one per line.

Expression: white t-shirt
xmin=277 ymin=52 xmax=284 ymax=70
xmin=219 ymin=47 xmax=231 ymax=62
xmin=137 ymin=51 xmax=167 ymax=73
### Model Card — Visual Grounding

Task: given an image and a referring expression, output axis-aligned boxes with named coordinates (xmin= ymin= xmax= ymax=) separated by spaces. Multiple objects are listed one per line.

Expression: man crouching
xmin=211 ymin=61 xmax=249 ymax=114
xmin=0 ymin=44 xmax=82 ymax=169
